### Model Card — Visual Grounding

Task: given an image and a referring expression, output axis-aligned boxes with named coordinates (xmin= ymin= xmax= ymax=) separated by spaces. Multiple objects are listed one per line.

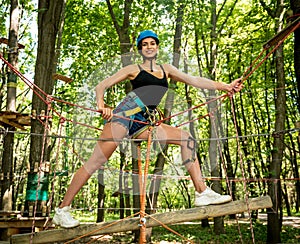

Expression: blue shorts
xmin=110 ymin=92 xmax=150 ymax=137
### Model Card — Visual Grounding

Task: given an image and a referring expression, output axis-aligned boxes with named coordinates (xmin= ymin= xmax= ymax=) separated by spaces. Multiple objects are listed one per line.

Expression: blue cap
xmin=136 ymin=30 xmax=159 ymax=47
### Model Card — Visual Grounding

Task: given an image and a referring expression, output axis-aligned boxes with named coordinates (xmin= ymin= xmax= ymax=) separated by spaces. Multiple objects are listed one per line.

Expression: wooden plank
xmin=0 ymin=211 xmax=21 ymax=216
xmin=0 ymin=37 xmax=25 ymax=49
xmin=0 ymin=218 xmax=50 ymax=228
xmin=263 ymin=16 xmax=300 ymax=48
xmin=0 ymin=117 xmax=25 ymax=130
xmin=2 ymin=114 xmax=17 ymax=119
xmin=52 ymin=73 xmax=73 ymax=83
xmin=17 ymin=116 xmax=31 ymax=125
xmin=0 ymin=111 xmax=30 ymax=129
xmin=11 ymin=195 xmax=272 ymax=244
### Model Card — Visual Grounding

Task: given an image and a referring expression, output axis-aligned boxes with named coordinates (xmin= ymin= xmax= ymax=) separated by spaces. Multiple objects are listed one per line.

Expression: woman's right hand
xmin=99 ymin=107 xmax=113 ymax=120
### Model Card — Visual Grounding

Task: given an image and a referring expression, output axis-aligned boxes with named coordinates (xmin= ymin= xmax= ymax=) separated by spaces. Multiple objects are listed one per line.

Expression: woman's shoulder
xmin=160 ymin=63 xmax=177 ymax=71
xmin=123 ymin=63 xmax=139 ymax=69
xmin=122 ymin=64 xmax=141 ymax=80
xmin=120 ymin=64 xmax=140 ymax=73
xmin=160 ymin=63 xmax=179 ymax=77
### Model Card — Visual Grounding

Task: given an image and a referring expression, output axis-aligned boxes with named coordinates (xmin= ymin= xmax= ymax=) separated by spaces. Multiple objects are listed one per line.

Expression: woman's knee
xmin=83 ymin=163 xmax=104 ymax=175
xmin=180 ymin=131 xmax=196 ymax=146
xmin=83 ymin=150 xmax=108 ymax=174
xmin=181 ymin=132 xmax=198 ymax=165
xmin=83 ymin=142 xmax=111 ymax=175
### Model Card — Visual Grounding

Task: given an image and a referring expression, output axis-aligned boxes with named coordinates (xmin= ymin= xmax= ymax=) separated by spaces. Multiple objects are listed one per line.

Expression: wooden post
xmin=11 ymin=195 xmax=272 ymax=244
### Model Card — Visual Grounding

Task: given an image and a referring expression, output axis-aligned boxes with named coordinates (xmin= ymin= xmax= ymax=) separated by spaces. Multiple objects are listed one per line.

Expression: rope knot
xmin=60 ymin=117 xmax=67 ymax=124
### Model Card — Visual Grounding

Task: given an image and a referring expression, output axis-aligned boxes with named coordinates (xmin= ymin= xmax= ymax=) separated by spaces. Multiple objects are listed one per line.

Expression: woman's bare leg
xmin=59 ymin=166 xmax=91 ymax=208
xmin=185 ymin=158 xmax=207 ymax=193
xmin=137 ymin=124 xmax=232 ymax=206
xmin=59 ymin=122 xmax=127 ymax=208
xmin=136 ymin=124 xmax=206 ymax=193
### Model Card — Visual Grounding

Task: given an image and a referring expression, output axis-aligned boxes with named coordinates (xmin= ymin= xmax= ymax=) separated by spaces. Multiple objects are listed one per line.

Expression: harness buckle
xmin=144 ymin=108 xmax=157 ymax=126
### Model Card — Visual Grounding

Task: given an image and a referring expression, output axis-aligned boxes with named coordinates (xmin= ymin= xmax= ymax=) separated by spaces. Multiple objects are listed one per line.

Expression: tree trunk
xmin=267 ymin=26 xmax=286 ymax=244
xmin=208 ymin=0 xmax=225 ymax=234
xmin=1 ymin=0 xmax=19 ymax=212
xmin=259 ymin=1 xmax=286 ymax=242
xmin=106 ymin=0 xmax=134 ymax=231
xmin=25 ymin=0 xmax=65 ymax=217
xmin=290 ymin=0 xmax=300 ymax=214
xmin=97 ymin=169 xmax=105 ymax=222
xmin=290 ymin=0 xmax=300 ymax=113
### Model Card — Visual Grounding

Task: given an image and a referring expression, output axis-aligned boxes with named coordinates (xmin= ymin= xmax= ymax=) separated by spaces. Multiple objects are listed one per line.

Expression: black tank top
xmin=130 ymin=64 xmax=168 ymax=109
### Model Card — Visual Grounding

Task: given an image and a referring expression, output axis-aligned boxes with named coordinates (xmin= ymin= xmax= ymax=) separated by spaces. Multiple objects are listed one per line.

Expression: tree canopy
xmin=0 ymin=0 xmax=299 ymax=242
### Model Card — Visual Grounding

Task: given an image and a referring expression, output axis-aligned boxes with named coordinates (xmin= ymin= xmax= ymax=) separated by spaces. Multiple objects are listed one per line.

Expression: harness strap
xmin=123 ymin=107 xmax=142 ymax=117
xmin=114 ymin=92 xmax=162 ymax=125
xmin=114 ymin=92 xmax=145 ymax=117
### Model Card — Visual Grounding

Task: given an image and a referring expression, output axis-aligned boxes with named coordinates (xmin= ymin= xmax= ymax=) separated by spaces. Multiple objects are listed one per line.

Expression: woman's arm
xmin=164 ymin=63 xmax=243 ymax=93
xmin=95 ymin=65 xmax=135 ymax=119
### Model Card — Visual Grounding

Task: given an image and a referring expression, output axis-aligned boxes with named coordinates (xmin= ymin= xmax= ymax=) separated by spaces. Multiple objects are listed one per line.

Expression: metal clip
xmin=138 ymin=217 xmax=147 ymax=226
xmin=144 ymin=108 xmax=157 ymax=126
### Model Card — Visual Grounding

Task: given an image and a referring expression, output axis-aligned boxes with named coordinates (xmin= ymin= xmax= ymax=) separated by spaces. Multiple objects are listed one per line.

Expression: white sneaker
xmin=53 ymin=206 xmax=80 ymax=228
xmin=195 ymin=187 xmax=232 ymax=207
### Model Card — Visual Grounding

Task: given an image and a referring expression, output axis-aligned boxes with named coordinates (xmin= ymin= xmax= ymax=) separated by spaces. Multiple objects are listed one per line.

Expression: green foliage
xmin=0 ymin=0 xmax=9 ymax=34
xmin=152 ymin=222 xmax=300 ymax=243
xmin=65 ymin=219 xmax=300 ymax=243
xmin=1 ymin=1 xmax=300 ymax=242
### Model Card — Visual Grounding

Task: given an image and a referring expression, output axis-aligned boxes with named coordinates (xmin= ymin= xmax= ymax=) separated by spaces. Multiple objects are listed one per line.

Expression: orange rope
xmin=63 ymin=211 xmax=141 ymax=244
xmin=145 ymin=212 xmax=195 ymax=244
xmin=138 ymin=126 xmax=153 ymax=243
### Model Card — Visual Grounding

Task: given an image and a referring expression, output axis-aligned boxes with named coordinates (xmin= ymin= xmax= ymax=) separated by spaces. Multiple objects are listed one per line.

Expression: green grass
xmin=71 ymin=220 xmax=300 ymax=243
xmin=69 ymin=211 xmax=300 ymax=243
xmin=149 ymin=222 xmax=300 ymax=243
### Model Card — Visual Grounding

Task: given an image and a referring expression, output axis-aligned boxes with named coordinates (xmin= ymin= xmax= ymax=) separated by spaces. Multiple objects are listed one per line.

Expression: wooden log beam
xmin=263 ymin=16 xmax=300 ymax=48
xmin=0 ymin=116 xmax=25 ymax=130
xmin=52 ymin=73 xmax=73 ymax=83
xmin=0 ymin=111 xmax=30 ymax=129
xmin=11 ymin=196 xmax=272 ymax=244
xmin=0 ymin=217 xmax=50 ymax=228
xmin=0 ymin=37 xmax=25 ymax=49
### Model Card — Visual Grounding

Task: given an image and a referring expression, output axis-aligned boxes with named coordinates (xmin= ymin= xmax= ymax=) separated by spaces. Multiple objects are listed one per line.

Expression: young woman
xmin=53 ymin=30 xmax=243 ymax=228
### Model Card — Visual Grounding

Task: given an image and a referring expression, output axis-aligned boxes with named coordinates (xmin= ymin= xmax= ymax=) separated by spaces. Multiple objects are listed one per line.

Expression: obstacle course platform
xmin=0 ymin=111 xmax=30 ymax=130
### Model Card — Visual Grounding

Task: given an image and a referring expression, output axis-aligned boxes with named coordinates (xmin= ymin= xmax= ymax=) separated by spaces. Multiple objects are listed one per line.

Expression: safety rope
xmin=63 ymin=211 xmax=141 ymax=244
xmin=241 ymin=18 xmax=300 ymax=83
xmin=138 ymin=126 xmax=153 ymax=243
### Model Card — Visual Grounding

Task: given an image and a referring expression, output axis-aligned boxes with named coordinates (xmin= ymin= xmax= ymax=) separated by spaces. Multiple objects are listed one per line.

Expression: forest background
xmin=0 ymin=0 xmax=300 ymax=243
